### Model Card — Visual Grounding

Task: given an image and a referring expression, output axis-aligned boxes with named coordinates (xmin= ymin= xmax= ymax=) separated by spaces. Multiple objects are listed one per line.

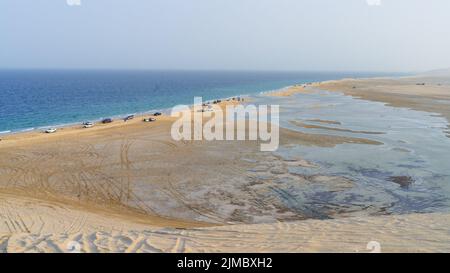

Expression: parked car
xmin=124 ymin=115 xmax=134 ymax=121
xmin=153 ymin=112 xmax=162 ymax=116
xmin=83 ymin=121 xmax=94 ymax=128
xmin=102 ymin=118 xmax=113 ymax=124
xmin=45 ymin=128 xmax=57 ymax=134
xmin=143 ymin=117 xmax=156 ymax=122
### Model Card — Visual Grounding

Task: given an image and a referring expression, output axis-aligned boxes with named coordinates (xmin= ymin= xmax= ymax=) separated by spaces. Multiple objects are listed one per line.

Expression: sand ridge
xmin=1 ymin=207 xmax=449 ymax=253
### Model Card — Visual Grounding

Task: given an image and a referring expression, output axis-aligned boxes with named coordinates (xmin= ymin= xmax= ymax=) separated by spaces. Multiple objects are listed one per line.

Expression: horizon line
xmin=0 ymin=67 xmax=416 ymax=74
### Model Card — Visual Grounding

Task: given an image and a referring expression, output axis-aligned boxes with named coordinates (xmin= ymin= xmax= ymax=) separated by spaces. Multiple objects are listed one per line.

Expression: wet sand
xmin=317 ymin=77 xmax=450 ymax=139
xmin=289 ymin=120 xmax=385 ymax=135
xmin=273 ymin=76 xmax=450 ymax=139
xmin=1 ymin=77 xmax=450 ymax=252
xmin=0 ymin=100 xmax=381 ymax=227
xmin=273 ymin=77 xmax=450 ymax=122
xmin=314 ymin=76 xmax=450 ymax=128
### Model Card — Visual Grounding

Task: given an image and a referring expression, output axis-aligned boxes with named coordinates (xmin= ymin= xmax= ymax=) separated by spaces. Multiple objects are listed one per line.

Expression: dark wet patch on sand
xmin=391 ymin=147 xmax=411 ymax=153
xmin=305 ymin=119 xmax=342 ymax=125
xmin=290 ymin=120 xmax=386 ymax=135
xmin=388 ymin=176 xmax=414 ymax=189
xmin=348 ymin=167 xmax=393 ymax=179
xmin=280 ymin=127 xmax=383 ymax=147
xmin=272 ymin=154 xmax=318 ymax=168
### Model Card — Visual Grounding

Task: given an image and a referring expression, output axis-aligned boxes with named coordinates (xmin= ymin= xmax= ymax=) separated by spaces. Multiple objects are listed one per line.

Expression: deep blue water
xmin=0 ymin=70 xmax=397 ymax=133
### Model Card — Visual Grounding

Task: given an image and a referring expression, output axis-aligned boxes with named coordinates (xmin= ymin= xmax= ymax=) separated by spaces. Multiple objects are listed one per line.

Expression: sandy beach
xmin=1 ymin=75 xmax=450 ymax=253
xmin=1 ymin=192 xmax=449 ymax=253
xmin=314 ymin=76 xmax=450 ymax=127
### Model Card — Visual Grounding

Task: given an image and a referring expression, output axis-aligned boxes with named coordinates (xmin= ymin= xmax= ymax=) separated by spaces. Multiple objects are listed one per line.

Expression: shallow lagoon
xmin=253 ymin=88 xmax=450 ymax=216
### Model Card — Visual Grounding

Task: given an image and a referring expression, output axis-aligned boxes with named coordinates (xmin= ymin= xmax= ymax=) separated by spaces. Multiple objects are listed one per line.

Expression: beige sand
xmin=270 ymin=77 xmax=450 ymax=120
xmin=314 ymin=77 xmax=450 ymax=124
xmin=1 ymin=190 xmax=449 ymax=253
xmin=270 ymin=76 xmax=450 ymax=125
xmin=270 ymin=76 xmax=450 ymax=138
xmin=266 ymin=84 xmax=315 ymax=97
xmin=289 ymin=120 xmax=385 ymax=135
xmin=0 ymin=101 xmax=382 ymax=226
xmin=1 ymin=78 xmax=450 ymax=253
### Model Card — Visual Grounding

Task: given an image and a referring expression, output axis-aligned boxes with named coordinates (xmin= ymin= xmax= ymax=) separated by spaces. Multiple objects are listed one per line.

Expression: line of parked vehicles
xmin=44 ymin=112 xmax=163 ymax=134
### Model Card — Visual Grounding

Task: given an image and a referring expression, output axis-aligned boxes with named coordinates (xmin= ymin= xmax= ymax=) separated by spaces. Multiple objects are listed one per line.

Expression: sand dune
xmin=1 ymin=195 xmax=449 ymax=253
xmin=1 ymin=138 xmax=449 ymax=252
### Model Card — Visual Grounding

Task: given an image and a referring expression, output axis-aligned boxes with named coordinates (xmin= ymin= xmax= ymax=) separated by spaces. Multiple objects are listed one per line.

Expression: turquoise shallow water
xmin=0 ymin=70 xmax=394 ymax=133
xmin=251 ymin=88 xmax=450 ymax=216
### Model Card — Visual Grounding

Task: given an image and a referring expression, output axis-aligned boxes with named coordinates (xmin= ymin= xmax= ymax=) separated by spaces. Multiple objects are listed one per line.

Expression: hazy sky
xmin=1 ymin=0 xmax=450 ymax=72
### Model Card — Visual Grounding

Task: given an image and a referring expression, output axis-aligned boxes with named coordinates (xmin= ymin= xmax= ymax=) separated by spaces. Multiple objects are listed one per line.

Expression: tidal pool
xmin=252 ymin=89 xmax=450 ymax=217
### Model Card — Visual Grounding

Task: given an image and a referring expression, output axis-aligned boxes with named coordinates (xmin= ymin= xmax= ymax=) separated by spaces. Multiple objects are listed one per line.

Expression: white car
xmin=143 ymin=117 xmax=156 ymax=122
xmin=45 ymin=128 xmax=57 ymax=134
xmin=83 ymin=122 xmax=94 ymax=128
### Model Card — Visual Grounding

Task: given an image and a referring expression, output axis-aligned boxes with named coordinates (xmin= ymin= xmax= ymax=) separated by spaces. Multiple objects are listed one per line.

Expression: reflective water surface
xmin=252 ymin=89 xmax=450 ymax=216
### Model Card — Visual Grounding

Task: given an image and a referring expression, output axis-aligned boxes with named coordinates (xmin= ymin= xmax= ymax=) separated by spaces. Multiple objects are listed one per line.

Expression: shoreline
xmin=2 ymin=74 xmax=450 ymax=252
xmin=0 ymin=72 xmax=399 ymax=137
xmin=0 ymin=96 xmax=250 ymax=146
xmin=267 ymin=76 xmax=450 ymax=125
xmin=0 ymin=72 xmax=406 ymax=138
xmin=0 ymin=90 xmax=387 ymax=227
xmin=313 ymin=76 xmax=450 ymax=125
xmin=0 ymin=94 xmax=251 ymax=138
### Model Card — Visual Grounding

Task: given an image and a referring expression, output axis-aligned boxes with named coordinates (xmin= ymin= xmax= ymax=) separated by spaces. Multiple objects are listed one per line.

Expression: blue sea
xmin=0 ymin=70 xmax=397 ymax=133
